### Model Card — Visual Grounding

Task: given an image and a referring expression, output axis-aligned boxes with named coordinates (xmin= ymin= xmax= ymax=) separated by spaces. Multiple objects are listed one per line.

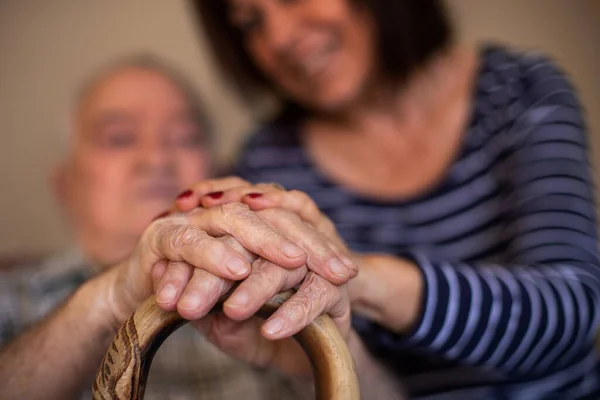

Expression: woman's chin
xmin=297 ymin=83 xmax=362 ymax=115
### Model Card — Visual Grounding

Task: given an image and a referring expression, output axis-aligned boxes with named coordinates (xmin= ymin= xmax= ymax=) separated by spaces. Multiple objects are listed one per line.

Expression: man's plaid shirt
xmin=0 ymin=248 xmax=304 ymax=399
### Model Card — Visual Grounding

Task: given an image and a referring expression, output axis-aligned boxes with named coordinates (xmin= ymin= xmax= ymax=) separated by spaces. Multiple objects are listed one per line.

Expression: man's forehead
xmin=76 ymin=67 xmax=193 ymax=122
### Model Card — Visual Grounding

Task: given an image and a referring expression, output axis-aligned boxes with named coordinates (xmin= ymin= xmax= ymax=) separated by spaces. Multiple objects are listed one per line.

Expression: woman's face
xmin=228 ymin=0 xmax=377 ymax=112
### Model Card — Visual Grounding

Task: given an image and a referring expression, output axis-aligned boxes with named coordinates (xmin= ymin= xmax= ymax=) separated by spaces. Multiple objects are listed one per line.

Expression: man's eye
xmin=104 ymin=131 xmax=135 ymax=148
xmin=171 ymin=130 xmax=204 ymax=149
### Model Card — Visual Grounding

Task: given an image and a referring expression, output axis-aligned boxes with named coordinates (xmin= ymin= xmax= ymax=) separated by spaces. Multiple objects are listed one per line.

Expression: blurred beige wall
xmin=0 ymin=0 xmax=598 ymax=255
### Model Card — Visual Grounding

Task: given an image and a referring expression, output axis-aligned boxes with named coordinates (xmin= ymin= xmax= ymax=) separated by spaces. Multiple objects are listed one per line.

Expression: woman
xmin=179 ymin=0 xmax=600 ymax=398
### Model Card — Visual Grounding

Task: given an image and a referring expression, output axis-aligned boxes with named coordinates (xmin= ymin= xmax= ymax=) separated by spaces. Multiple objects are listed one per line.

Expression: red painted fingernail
xmin=206 ymin=191 xmax=223 ymax=199
xmin=246 ymin=193 xmax=263 ymax=199
xmin=176 ymin=189 xmax=194 ymax=200
xmin=153 ymin=211 xmax=170 ymax=221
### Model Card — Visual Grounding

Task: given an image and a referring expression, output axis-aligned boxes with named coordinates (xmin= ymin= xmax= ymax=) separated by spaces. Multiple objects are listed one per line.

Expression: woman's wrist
xmin=350 ymin=253 xmax=423 ymax=332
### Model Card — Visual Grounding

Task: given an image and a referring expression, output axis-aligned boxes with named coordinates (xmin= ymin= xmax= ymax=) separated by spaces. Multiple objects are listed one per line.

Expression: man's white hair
xmin=58 ymin=53 xmax=213 ymax=156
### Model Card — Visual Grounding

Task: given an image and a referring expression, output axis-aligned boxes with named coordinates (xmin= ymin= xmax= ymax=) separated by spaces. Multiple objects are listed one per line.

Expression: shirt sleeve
xmin=0 ymin=270 xmax=27 ymax=347
xmin=372 ymin=56 xmax=600 ymax=378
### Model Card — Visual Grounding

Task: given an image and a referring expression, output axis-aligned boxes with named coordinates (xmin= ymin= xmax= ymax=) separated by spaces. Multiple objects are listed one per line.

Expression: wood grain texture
xmin=92 ymin=290 xmax=360 ymax=400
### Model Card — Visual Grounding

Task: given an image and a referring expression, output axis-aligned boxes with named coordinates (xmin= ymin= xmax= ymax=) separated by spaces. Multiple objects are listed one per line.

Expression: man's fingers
xmin=243 ymin=189 xmax=345 ymax=250
xmin=177 ymin=268 xmax=234 ymax=320
xmin=223 ymin=258 xmax=307 ymax=321
xmin=189 ymin=204 xmax=308 ymax=269
xmin=256 ymin=208 xmax=356 ymax=284
xmin=261 ymin=272 xmax=349 ymax=340
xmin=146 ymin=217 xmax=253 ymax=280
xmin=154 ymin=261 xmax=193 ymax=310
xmin=151 ymin=260 xmax=169 ymax=292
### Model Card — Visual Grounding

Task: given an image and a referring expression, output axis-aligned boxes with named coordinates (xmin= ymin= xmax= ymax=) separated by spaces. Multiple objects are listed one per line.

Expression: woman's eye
xmin=235 ymin=14 xmax=263 ymax=33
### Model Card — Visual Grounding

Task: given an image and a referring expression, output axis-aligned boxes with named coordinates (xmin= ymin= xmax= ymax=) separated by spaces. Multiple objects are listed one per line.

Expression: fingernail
xmin=153 ymin=211 xmax=170 ymax=221
xmin=226 ymin=257 xmax=249 ymax=277
xmin=157 ymin=284 xmax=177 ymax=303
xmin=264 ymin=318 xmax=284 ymax=335
xmin=246 ymin=193 xmax=263 ymax=199
xmin=341 ymin=255 xmax=355 ymax=269
xmin=176 ymin=189 xmax=194 ymax=200
xmin=206 ymin=191 xmax=223 ymax=199
xmin=179 ymin=292 xmax=202 ymax=310
xmin=283 ymin=243 xmax=305 ymax=258
xmin=329 ymin=259 xmax=349 ymax=278
xmin=227 ymin=290 xmax=249 ymax=308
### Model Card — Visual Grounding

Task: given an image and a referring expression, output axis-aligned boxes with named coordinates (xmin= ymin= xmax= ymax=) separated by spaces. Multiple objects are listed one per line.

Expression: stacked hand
xmin=101 ymin=177 xmax=358 ymax=378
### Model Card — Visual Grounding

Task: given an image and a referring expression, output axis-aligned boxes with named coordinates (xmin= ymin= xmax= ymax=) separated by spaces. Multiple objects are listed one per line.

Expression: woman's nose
xmin=262 ymin=6 xmax=299 ymax=55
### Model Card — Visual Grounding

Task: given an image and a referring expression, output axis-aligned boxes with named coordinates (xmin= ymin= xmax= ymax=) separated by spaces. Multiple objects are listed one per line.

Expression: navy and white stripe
xmin=234 ymin=45 xmax=600 ymax=399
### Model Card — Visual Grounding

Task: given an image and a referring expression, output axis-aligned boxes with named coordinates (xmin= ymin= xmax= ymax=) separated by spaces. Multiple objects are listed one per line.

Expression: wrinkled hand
xmin=131 ymin=178 xmax=355 ymax=376
xmin=101 ymin=198 xmax=355 ymax=377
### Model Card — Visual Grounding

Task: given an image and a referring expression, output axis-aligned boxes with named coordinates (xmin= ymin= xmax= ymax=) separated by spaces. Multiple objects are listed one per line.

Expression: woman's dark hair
xmin=187 ymin=0 xmax=454 ymax=104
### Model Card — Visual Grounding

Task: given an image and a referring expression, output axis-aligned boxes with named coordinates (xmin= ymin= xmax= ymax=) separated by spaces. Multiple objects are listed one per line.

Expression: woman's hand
xmin=172 ymin=178 xmax=349 ymax=251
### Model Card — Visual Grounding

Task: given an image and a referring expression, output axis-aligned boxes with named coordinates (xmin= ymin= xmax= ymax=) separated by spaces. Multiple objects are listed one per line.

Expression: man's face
xmin=59 ymin=67 xmax=210 ymax=264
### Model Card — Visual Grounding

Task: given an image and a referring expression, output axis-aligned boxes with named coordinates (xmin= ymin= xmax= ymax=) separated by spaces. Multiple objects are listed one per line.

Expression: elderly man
xmin=0 ymin=54 xmax=302 ymax=399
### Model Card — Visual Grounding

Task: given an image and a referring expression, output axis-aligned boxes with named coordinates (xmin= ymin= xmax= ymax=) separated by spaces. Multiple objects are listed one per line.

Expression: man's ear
xmin=51 ymin=162 xmax=69 ymax=209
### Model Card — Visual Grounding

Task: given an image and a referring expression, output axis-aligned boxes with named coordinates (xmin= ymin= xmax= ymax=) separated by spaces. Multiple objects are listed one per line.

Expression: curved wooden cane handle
xmin=92 ymin=290 xmax=360 ymax=400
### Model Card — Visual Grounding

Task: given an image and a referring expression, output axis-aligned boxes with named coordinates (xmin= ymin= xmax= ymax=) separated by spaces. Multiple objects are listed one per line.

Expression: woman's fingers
xmin=224 ymin=258 xmax=308 ymax=321
xmin=198 ymin=182 xmax=283 ymax=208
xmin=174 ymin=176 xmax=251 ymax=212
xmin=262 ymin=272 xmax=351 ymax=340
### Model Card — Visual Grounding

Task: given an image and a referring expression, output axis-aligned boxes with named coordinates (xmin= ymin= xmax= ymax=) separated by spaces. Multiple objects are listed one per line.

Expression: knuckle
xmin=200 ymin=239 xmax=229 ymax=264
xmin=252 ymin=229 xmax=279 ymax=255
xmin=320 ymin=217 xmax=336 ymax=235
xmin=288 ymin=189 xmax=307 ymax=202
xmin=306 ymin=235 xmax=334 ymax=260
xmin=203 ymin=274 xmax=228 ymax=299
xmin=169 ymin=225 xmax=202 ymax=250
xmin=167 ymin=262 xmax=190 ymax=280
xmin=304 ymin=273 xmax=330 ymax=302
xmin=225 ymin=176 xmax=249 ymax=186
xmin=219 ymin=202 xmax=252 ymax=223
xmin=253 ymin=259 xmax=284 ymax=288
xmin=286 ymin=293 xmax=313 ymax=325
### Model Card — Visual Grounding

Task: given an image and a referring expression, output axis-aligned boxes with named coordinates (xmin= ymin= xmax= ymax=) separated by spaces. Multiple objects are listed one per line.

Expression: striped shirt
xmin=234 ymin=45 xmax=600 ymax=399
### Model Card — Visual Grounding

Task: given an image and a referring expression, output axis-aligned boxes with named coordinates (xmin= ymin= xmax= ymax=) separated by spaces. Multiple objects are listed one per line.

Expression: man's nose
xmin=135 ymin=139 xmax=175 ymax=175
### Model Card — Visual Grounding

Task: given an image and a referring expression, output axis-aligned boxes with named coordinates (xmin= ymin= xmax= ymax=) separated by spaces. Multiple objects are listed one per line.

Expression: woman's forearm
xmin=352 ymin=251 xmax=600 ymax=377
xmin=0 ymin=274 xmax=118 ymax=400
xmin=350 ymin=253 xmax=424 ymax=333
